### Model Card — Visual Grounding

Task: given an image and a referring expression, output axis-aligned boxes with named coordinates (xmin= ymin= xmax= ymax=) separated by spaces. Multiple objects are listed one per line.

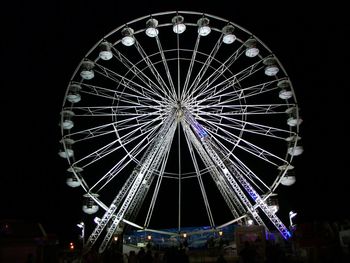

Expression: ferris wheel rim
xmin=59 ymin=11 xmax=303 ymax=251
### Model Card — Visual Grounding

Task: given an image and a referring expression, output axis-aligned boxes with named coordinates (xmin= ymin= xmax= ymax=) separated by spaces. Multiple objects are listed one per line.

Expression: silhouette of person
xmin=137 ymin=247 xmax=146 ymax=262
xmin=128 ymin=250 xmax=137 ymax=263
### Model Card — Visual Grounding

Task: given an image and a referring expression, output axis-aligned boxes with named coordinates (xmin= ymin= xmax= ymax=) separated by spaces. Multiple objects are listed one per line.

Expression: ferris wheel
xmin=59 ymin=11 xmax=303 ymax=253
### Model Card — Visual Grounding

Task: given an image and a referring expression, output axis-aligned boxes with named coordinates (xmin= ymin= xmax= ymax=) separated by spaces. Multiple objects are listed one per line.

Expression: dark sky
xmin=1 ymin=0 xmax=349 ymax=242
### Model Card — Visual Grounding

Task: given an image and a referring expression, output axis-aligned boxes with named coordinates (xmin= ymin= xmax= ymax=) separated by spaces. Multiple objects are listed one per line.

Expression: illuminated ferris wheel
xmin=58 ymin=11 xmax=303 ymax=253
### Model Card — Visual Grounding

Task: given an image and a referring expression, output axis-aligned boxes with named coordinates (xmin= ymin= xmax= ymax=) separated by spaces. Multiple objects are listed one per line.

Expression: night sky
xmin=1 ymin=0 xmax=349 ymax=243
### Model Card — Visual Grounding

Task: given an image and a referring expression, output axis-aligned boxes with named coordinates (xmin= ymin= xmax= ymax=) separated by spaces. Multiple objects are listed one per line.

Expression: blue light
xmin=284 ymin=230 xmax=292 ymax=239
xmin=193 ymin=121 xmax=208 ymax=138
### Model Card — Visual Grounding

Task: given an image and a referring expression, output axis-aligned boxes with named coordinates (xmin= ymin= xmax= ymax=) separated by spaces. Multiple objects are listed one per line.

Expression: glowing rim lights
xmin=80 ymin=61 xmax=95 ymax=80
xmin=80 ymin=69 xmax=94 ymax=80
xmin=264 ymin=58 xmax=279 ymax=76
xmin=173 ymin=23 xmax=186 ymax=34
xmin=99 ymin=50 xmax=113 ymax=60
xmin=66 ymin=177 xmax=80 ymax=187
xmin=146 ymin=18 xmax=159 ymax=37
xmin=67 ymin=93 xmax=81 ymax=103
xmin=58 ymin=149 xmax=74 ymax=158
xmin=269 ymin=205 xmax=279 ymax=214
xmin=279 ymin=89 xmax=293 ymax=100
xmin=66 ymin=167 xmax=83 ymax=187
xmin=62 ymin=119 xmax=73 ymax=130
xmin=172 ymin=15 xmax=186 ymax=34
xmin=222 ymin=25 xmax=236 ymax=44
xmin=82 ymin=204 xmax=99 ymax=214
xmin=198 ymin=26 xmax=211 ymax=36
xmin=58 ymin=139 xmax=74 ymax=158
xmin=146 ymin=27 xmax=159 ymax=37
xmin=197 ymin=17 xmax=211 ymax=36
xmin=223 ymin=34 xmax=236 ymax=44
xmin=245 ymin=39 xmax=259 ymax=57
xmin=121 ymin=28 xmax=135 ymax=46
xmin=281 ymin=175 xmax=296 ymax=186
xmin=67 ymin=84 xmax=82 ymax=103
xmin=265 ymin=65 xmax=279 ymax=76
xmin=122 ymin=36 xmax=135 ymax=46
xmin=245 ymin=47 xmax=259 ymax=57
xmin=82 ymin=194 xmax=99 ymax=214
xmin=288 ymin=146 xmax=304 ymax=156
xmin=287 ymin=117 xmax=303 ymax=127
xmin=99 ymin=42 xmax=113 ymax=60
xmin=61 ymin=110 xmax=75 ymax=130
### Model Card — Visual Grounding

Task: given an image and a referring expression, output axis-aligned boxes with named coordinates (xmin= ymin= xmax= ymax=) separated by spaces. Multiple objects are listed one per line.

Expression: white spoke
xmin=133 ymin=39 xmax=177 ymax=101
xmin=110 ymin=46 xmax=170 ymax=100
xmin=186 ymin=56 xmax=267 ymax=104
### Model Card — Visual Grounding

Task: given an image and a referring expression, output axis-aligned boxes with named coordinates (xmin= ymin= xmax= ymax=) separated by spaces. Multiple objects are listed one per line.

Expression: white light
xmin=82 ymin=205 xmax=99 ymax=214
xmin=247 ymin=219 xmax=254 ymax=225
xmin=122 ymin=36 xmax=135 ymax=46
xmin=172 ymin=15 xmax=186 ymax=34
xmin=223 ymin=34 xmax=236 ymax=44
xmin=289 ymin=211 xmax=297 ymax=218
xmin=82 ymin=194 xmax=99 ymax=214
xmin=288 ymin=146 xmax=304 ymax=156
xmin=245 ymin=39 xmax=259 ymax=57
xmin=173 ymin=23 xmax=186 ymax=34
xmin=146 ymin=27 xmax=159 ymax=37
xmin=281 ymin=175 xmax=296 ymax=186
xmin=99 ymin=41 xmax=113 ymax=60
xmin=67 ymin=166 xmax=83 ymax=173
xmin=66 ymin=177 xmax=80 ymax=187
xmin=80 ymin=61 xmax=95 ymax=80
xmin=269 ymin=205 xmax=279 ymax=214
xmin=61 ymin=111 xmax=75 ymax=130
xmin=121 ymin=28 xmax=135 ymax=46
xmin=67 ymin=93 xmax=81 ymax=103
xmin=198 ymin=26 xmax=211 ymax=36
xmin=279 ymin=89 xmax=293 ymax=100
xmin=99 ymin=50 xmax=113 ymax=60
xmin=77 ymin=222 xmax=84 ymax=229
xmin=289 ymin=211 xmax=297 ymax=227
xmin=94 ymin=217 xmax=101 ymax=224
xmin=80 ymin=69 xmax=94 ymax=80
xmin=222 ymin=25 xmax=236 ymax=44
xmin=278 ymin=80 xmax=292 ymax=100
xmin=62 ymin=120 xmax=74 ymax=130
xmin=197 ymin=17 xmax=211 ymax=36
xmin=245 ymin=47 xmax=259 ymax=57
xmin=277 ymin=164 xmax=294 ymax=171
xmin=287 ymin=117 xmax=303 ymax=127
xmin=146 ymin=18 xmax=159 ymax=37
xmin=285 ymin=135 xmax=301 ymax=142
xmin=265 ymin=65 xmax=279 ymax=76
xmin=58 ymin=149 xmax=74 ymax=159
xmin=67 ymin=84 xmax=81 ymax=103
